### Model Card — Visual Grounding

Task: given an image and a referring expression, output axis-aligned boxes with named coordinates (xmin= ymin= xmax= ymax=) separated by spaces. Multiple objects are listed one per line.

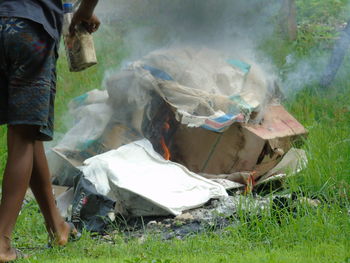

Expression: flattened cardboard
xmin=96 ymin=123 xmax=142 ymax=153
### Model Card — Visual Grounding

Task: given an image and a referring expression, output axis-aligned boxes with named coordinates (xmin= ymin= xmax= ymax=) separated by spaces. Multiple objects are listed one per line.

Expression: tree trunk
xmin=280 ymin=0 xmax=298 ymax=41
xmin=320 ymin=21 xmax=350 ymax=88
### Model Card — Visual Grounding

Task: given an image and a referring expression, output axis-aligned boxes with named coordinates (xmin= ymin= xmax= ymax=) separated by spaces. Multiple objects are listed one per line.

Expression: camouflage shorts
xmin=0 ymin=17 xmax=57 ymax=141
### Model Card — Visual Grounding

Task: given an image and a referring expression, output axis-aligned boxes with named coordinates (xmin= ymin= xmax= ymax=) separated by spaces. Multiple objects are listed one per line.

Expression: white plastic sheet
xmin=81 ymin=139 xmax=228 ymax=216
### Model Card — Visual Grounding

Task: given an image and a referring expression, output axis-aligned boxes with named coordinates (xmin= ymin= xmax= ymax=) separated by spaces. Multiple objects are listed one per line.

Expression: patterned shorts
xmin=0 ymin=17 xmax=57 ymax=141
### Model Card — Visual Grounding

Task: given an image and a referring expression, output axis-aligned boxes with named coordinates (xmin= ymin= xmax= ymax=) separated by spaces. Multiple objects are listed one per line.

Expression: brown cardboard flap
xmin=101 ymin=123 xmax=142 ymax=151
xmin=243 ymin=105 xmax=307 ymax=140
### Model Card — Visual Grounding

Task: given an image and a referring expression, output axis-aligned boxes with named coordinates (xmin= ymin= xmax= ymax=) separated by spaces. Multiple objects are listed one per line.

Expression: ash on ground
xmin=103 ymin=194 xmax=319 ymax=241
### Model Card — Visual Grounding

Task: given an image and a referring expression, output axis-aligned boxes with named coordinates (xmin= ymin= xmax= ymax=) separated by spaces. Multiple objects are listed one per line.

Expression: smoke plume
xmin=96 ymin=0 xmax=279 ymax=61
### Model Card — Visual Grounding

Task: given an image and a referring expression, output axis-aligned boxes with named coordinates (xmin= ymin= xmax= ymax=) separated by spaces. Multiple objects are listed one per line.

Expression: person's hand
xmin=69 ymin=12 xmax=100 ymax=35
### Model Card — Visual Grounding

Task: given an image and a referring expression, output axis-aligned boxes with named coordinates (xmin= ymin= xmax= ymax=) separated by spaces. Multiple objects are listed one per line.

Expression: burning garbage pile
xmin=47 ymin=47 xmax=308 ymax=234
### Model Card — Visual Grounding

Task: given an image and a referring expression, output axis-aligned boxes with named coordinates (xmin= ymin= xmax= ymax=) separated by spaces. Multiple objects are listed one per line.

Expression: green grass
xmin=12 ymin=203 xmax=350 ymax=262
xmin=1 ymin=1 xmax=350 ymax=262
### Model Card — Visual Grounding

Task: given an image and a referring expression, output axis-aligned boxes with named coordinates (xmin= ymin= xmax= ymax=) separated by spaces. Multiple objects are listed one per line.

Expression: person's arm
xmin=69 ymin=0 xmax=100 ymax=35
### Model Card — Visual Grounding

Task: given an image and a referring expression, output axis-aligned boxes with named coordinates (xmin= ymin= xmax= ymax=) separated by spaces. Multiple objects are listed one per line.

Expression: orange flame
xmin=160 ymin=137 xmax=171 ymax=160
xmin=163 ymin=122 xmax=170 ymax=131
xmin=244 ymin=171 xmax=257 ymax=194
xmin=160 ymin=120 xmax=171 ymax=160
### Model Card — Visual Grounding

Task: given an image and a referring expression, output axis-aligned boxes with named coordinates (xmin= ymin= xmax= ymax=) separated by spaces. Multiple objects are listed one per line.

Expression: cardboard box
xmin=146 ymin=104 xmax=307 ymax=182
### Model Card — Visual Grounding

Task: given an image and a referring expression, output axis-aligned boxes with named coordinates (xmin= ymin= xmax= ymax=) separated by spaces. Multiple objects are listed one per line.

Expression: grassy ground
xmin=1 ymin=1 xmax=350 ymax=262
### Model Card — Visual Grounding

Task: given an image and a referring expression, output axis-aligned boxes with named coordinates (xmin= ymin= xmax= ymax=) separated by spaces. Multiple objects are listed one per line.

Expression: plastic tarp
xmin=106 ymin=47 xmax=276 ymax=132
xmin=80 ymin=139 xmax=228 ymax=216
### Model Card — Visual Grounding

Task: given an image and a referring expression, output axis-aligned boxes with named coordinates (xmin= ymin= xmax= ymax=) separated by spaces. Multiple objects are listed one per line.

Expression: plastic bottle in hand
xmin=63 ymin=2 xmax=97 ymax=72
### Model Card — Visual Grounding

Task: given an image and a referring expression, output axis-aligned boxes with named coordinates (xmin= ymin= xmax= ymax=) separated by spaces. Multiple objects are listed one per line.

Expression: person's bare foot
xmin=0 ymin=236 xmax=15 ymax=262
xmin=51 ymin=222 xmax=78 ymax=246
xmin=0 ymin=248 xmax=28 ymax=262
xmin=0 ymin=248 xmax=17 ymax=262
xmin=0 ymin=237 xmax=27 ymax=262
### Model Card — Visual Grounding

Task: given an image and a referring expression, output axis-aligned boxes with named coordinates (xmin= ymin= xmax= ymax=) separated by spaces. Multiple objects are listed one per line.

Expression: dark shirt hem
xmin=0 ymin=11 xmax=60 ymax=42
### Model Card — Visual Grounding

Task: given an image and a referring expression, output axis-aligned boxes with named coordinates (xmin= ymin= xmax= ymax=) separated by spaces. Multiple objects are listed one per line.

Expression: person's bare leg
xmin=29 ymin=141 xmax=73 ymax=245
xmin=0 ymin=125 xmax=36 ymax=261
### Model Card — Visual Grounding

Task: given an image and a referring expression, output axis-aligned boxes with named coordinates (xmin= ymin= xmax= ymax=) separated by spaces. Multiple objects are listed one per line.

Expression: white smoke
xmin=95 ymin=0 xmax=279 ymax=61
